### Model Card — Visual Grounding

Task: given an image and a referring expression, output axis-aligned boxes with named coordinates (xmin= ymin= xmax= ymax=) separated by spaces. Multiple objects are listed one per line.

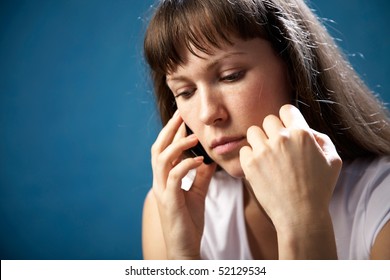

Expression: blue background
xmin=0 ymin=0 xmax=389 ymax=260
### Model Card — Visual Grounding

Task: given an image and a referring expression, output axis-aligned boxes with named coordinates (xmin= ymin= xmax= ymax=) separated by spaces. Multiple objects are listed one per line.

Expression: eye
xmin=174 ymin=88 xmax=195 ymax=99
xmin=220 ymin=70 xmax=245 ymax=82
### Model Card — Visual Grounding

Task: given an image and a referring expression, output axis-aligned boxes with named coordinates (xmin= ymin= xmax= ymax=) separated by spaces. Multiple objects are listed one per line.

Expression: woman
xmin=142 ymin=0 xmax=390 ymax=259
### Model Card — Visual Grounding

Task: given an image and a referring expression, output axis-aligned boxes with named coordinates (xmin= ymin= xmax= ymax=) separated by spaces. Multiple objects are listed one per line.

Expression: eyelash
xmin=220 ymin=70 xmax=245 ymax=82
xmin=175 ymin=89 xmax=195 ymax=99
xmin=174 ymin=70 xmax=246 ymax=99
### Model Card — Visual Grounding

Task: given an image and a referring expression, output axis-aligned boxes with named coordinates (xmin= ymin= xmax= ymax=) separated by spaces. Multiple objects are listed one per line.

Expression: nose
xmin=198 ymin=86 xmax=227 ymax=125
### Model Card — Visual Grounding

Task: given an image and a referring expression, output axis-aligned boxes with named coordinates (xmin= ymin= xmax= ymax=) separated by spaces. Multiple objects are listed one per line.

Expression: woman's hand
xmin=239 ymin=104 xmax=342 ymax=259
xmin=151 ymin=111 xmax=216 ymax=259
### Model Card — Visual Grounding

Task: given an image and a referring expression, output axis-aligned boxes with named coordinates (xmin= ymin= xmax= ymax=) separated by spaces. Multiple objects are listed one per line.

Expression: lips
xmin=210 ymin=136 xmax=246 ymax=155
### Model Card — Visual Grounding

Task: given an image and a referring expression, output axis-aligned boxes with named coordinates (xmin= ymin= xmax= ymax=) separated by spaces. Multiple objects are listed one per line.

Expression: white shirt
xmin=195 ymin=156 xmax=390 ymax=259
xmin=330 ymin=156 xmax=390 ymax=259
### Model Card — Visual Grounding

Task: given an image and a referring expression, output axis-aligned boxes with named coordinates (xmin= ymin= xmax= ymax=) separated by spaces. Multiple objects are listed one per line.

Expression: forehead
xmin=167 ymin=36 xmax=245 ymax=72
xmin=166 ymin=36 xmax=268 ymax=78
xmin=165 ymin=32 xmax=234 ymax=74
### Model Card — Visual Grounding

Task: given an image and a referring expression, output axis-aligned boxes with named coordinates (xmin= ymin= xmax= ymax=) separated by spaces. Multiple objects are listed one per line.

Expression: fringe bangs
xmin=144 ymin=0 xmax=267 ymax=74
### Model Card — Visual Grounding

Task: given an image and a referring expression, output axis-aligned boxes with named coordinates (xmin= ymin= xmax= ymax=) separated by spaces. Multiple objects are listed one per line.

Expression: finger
xmin=311 ymin=129 xmax=343 ymax=181
xmin=262 ymin=114 xmax=286 ymax=139
xmin=311 ymin=129 xmax=340 ymax=162
xmin=279 ymin=104 xmax=310 ymax=130
xmin=171 ymin=123 xmax=189 ymax=166
xmin=173 ymin=122 xmax=187 ymax=143
xmin=166 ymin=157 xmax=204 ymax=193
xmin=246 ymin=126 xmax=267 ymax=151
xmin=158 ymin=134 xmax=199 ymax=171
xmin=153 ymin=110 xmax=182 ymax=154
xmin=191 ymin=162 xmax=217 ymax=194
xmin=239 ymin=144 xmax=252 ymax=155
xmin=239 ymin=145 xmax=253 ymax=165
xmin=239 ymin=145 xmax=256 ymax=180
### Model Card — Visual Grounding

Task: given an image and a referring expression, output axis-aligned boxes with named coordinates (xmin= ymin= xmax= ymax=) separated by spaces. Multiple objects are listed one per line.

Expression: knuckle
xmin=178 ymin=136 xmax=191 ymax=147
xmin=252 ymin=146 xmax=268 ymax=160
xmin=291 ymin=128 xmax=312 ymax=142
xmin=242 ymin=155 xmax=260 ymax=178
xmin=156 ymin=152 xmax=169 ymax=166
xmin=152 ymin=184 xmax=162 ymax=199
xmin=151 ymin=142 xmax=159 ymax=155
xmin=151 ymin=148 xmax=160 ymax=167
xmin=321 ymin=133 xmax=332 ymax=143
xmin=269 ymin=130 xmax=290 ymax=148
xmin=332 ymin=156 xmax=343 ymax=168
xmin=275 ymin=131 xmax=289 ymax=145
xmin=245 ymin=156 xmax=257 ymax=169
xmin=168 ymin=168 xmax=181 ymax=182
xmin=245 ymin=148 xmax=263 ymax=167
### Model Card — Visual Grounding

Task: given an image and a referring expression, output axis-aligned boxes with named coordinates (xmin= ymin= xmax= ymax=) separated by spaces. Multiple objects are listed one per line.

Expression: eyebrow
xmin=166 ymin=51 xmax=247 ymax=83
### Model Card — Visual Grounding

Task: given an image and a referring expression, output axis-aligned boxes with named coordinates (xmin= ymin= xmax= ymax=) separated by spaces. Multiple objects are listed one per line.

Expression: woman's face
xmin=166 ymin=37 xmax=292 ymax=177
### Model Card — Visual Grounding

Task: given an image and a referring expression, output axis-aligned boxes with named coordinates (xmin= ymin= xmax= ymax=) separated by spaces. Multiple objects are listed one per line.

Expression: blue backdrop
xmin=1 ymin=0 xmax=389 ymax=260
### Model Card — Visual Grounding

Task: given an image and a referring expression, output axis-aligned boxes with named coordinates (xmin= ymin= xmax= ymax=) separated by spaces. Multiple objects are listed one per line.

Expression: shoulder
xmin=355 ymin=156 xmax=390 ymax=259
xmin=142 ymin=189 xmax=167 ymax=259
xmin=344 ymin=155 xmax=390 ymax=174
xmin=358 ymin=155 xmax=390 ymax=178
xmin=338 ymin=156 xmax=390 ymax=215
xmin=332 ymin=156 xmax=390 ymax=259
xmin=336 ymin=155 xmax=390 ymax=192
xmin=351 ymin=156 xmax=390 ymax=223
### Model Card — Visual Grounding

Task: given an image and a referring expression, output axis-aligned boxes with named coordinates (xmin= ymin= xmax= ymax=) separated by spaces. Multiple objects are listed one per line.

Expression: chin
xmin=218 ymin=159 xmax=245 ymax=178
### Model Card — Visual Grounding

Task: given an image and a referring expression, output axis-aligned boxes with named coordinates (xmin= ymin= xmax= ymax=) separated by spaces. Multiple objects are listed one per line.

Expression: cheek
xmin=233 ymin=80 xmax=272 ymax=115
xmin=177 ymin=106 xmax=199 ymax=134
xmin=228 ymin=81 xmax=290 ymax=130
xmin=176 ymin=97 xmax=205 ymax=134
xmin=244 ymin=72 xmax=290 ymax=113
xmin=176 ymin=102 xmax=192 ymax=121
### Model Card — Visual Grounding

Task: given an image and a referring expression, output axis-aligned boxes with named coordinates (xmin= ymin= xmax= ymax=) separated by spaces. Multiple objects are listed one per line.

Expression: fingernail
xmin=194 ymin=156 xmax=204 ymax=162
xmin=188 ymin=134 xmax=197 ymax=140
xmin=173 ymin=110 xmax=179 ymax=117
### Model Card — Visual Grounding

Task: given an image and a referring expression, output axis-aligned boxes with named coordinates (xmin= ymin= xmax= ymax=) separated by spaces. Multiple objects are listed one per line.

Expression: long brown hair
xmin=144 ymin=0 xmax=390 ymax=160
